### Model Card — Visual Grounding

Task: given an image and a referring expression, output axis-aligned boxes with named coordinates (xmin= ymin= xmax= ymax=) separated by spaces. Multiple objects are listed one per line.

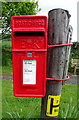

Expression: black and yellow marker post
xmin=46 ymin=95 xmax=61 ymax=117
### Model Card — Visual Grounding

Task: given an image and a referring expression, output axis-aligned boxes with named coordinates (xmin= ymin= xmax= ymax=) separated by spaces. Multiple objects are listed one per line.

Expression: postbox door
xmin=13 ymin=51 xmax=46 ymax=97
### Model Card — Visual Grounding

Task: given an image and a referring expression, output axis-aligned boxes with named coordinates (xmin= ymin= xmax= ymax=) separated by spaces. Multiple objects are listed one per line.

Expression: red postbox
xmin=11 ymin=16 xmax=47 ymax=97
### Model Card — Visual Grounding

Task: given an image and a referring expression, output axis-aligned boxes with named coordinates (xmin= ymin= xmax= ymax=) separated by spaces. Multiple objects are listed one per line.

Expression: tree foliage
xmin=69 ymin=42 xmax=79 ymax=75
xmin=70 ymin=42 xmax=79 ymax=59
xmin=1 ymin=1 xmax=41 ymax=39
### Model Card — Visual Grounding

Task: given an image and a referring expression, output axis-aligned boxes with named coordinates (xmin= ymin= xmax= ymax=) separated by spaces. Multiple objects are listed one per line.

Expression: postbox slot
xmin=15 ymin=31 xmax=44 ymax=36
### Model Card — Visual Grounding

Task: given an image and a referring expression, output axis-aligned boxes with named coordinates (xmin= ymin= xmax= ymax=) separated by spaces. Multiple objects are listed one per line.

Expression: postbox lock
xmin=27 ymin=52 xmax=32 ymax=57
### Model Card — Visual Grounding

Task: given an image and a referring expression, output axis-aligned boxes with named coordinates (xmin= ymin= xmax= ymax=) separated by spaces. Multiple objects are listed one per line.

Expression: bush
xmin=76 ymin=69 xmax=79 ymax=75
xmin=2 ymin=52 xmax=12 ymax=66
xmin=68 ymin=59 xmax=72 ymax=72
xmin=2 ymin=39 xmax=12 ymax=51
xmin=1 ymin=40 xmax=12 ymax=66
xmin=71 ymin=42 xmax=79 ymax=59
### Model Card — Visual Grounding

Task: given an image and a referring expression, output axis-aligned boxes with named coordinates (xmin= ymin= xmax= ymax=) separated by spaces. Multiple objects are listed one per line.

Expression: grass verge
xmin=2 ymin=80 xmax=41 ymax=119
xmin=59 ymin=84 xmax=78 ymax=118
xmin=2 ymin=80 xmax=78 ymax=119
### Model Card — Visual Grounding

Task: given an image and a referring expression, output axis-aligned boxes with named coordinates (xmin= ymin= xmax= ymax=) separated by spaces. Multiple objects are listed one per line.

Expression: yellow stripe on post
xmin=46 ymin=95 xmax=61 ymax=117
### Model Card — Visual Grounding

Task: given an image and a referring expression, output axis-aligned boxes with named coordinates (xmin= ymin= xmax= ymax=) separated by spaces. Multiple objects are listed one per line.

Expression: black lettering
xmin=50 ymin=98 xmax=53 ymax=114
xmin=50 ymin=98 xmax=59 ymax=114
xmin=28 ymin=70 xmax=32 ymax=72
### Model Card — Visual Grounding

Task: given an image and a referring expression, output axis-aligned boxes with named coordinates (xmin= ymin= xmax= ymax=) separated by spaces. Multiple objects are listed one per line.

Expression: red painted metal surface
xmin=48 ymin=43 xmax=73 ymax=48
xmin=11 ymin=16 xmax=47 ymax=97
xmin=46 ymin=76 xmax=70 ymax=81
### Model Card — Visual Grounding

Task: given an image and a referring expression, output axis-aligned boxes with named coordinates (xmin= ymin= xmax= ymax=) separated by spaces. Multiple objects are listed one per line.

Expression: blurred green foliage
xmin=1 ymin=1 xmax=41 ymax=39
xmin=70 ymin=42 xmax=79 ymax=59
xmin=0 ymin=40 xmax=12 ymax=66
xmin=68 ymin=42 xmax=79 ymax=75
xmin=1 ymin=1 xmax=41 ymax=66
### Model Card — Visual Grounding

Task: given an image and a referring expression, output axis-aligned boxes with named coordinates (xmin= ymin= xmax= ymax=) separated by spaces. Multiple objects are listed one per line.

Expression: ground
xmin=1 ymin=73 xmax=78 ymax=85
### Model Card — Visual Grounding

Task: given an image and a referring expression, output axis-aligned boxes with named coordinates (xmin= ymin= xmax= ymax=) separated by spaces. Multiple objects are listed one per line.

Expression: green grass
xmin=2 ymin=80 xmax=41 ymax=119
xmin=59 ymin=84 xmax=78 ymax=118
xmin=2 ymin=80 xmax=78 ymax=119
